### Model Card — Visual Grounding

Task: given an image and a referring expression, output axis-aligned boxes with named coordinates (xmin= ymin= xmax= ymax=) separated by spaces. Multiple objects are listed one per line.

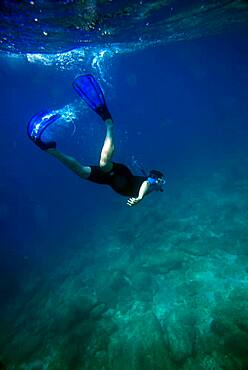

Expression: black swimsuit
xmin=87 ymin=162 xmax=146 ymax=197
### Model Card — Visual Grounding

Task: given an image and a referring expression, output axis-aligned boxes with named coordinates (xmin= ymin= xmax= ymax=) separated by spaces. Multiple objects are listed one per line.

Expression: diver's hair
xmin=149 ymin=169 xmax=164 ymax=179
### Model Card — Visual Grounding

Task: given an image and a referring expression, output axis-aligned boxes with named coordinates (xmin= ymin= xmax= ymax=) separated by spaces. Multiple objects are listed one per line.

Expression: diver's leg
xmin=99 ymin=118 xmax=114 ymax=172
xmin=47 ymin=148 xmax=91 ymax=179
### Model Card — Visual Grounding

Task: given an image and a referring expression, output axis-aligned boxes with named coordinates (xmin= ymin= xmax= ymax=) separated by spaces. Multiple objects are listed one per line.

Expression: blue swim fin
xmin=72 ymin=74 xmax=112 ymax=121
xmin=27 ymin=110 xmax=61 ymax=150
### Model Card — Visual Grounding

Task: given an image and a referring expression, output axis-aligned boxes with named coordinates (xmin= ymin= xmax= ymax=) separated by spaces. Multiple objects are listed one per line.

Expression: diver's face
xmin=157 ymin=177 xmax=166 ymax=185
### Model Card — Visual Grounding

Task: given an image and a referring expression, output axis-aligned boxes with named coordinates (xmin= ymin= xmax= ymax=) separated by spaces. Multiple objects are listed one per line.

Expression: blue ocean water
xmin=1 ymin=2 xmax=248 ymax=369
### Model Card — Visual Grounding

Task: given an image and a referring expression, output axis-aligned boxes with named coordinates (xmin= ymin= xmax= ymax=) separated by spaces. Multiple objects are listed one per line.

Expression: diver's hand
xmin=127 ymin=197 xmax=142 ymax=207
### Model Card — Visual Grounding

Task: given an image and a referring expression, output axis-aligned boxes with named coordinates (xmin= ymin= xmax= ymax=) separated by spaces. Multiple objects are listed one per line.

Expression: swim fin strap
xmin=73 ymin=74 xmax=112 ymax=121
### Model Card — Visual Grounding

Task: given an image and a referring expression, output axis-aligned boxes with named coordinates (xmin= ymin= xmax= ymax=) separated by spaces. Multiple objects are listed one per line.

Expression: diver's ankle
xmin=46 ymin=148 xmax=57 ymax=155
xmin=105 ymin=118 xmax=113 ymax=127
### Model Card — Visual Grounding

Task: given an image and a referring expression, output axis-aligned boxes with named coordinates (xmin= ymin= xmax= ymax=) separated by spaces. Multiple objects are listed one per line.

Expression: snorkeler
xmin=27 ymin=74 xmax=165 ymax=206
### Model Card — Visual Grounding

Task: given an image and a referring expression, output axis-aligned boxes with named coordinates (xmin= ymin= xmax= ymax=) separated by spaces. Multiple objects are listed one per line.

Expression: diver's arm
xmin=127 ymin=180 xmax=150 ymax=207
xmin=47 ymin=148 xmax=91 ymax=179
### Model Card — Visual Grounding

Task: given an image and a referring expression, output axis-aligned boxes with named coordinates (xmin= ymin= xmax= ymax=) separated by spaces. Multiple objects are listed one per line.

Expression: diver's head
xmin=148 ymin=169 xmax=166 ymax=188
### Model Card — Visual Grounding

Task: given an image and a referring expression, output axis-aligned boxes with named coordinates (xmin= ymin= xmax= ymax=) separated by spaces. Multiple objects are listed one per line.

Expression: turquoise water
xmin=0 ymin=2 xmax=248 ymax=369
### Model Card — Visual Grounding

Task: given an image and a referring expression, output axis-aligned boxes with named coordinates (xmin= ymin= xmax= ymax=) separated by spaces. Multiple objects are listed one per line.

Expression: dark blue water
xmin=0 ymin=25 xmax=248 ymax=369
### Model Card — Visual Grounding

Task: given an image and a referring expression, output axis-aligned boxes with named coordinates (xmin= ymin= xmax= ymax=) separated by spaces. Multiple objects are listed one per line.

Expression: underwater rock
xmin=107 ymin=309 xmax=174 ymax=370
xmin=131 ymin=271 xmax=158 ymax=302
xmin=110 ymin=270 xmax=133 ymax=291
xmin=89 ymin=303 xmax=108 ymax=320
xmin=22 ymin=359 xmax=44 ymax=370
xmin=183 ymin=353 xmax=239 ymax=370
xmin=50 ymin=294 xmax=98 ymax=334
xmin=95 ymin=269 xmax=135 ymax=307
xmin=7 ymin=333 xmax=44 ymax=365
xmin=0 ymin=361 xmax=6 ymax=370
xmin=164 ymin=312 xmax=196 ymax=364
xmin=210 ymin=287 xmax=248 ymax=366
xmin=211 ymin=315 xmax=248 ymax=358
xmin=140 ymin=251 xmax=186 ymax=275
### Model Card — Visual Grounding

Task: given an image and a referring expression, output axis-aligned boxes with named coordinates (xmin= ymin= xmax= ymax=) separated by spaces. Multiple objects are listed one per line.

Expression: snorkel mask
xmin=147 ymin=170 xmax=166 ymax=190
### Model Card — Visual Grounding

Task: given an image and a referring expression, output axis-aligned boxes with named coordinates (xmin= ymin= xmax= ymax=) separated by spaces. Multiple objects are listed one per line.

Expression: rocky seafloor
xmin=0 ymin=154 xmax=248 ymax=370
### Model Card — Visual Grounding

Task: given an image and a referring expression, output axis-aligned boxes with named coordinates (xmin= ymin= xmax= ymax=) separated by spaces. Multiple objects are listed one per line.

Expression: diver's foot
xmin=96 ymin=105 xmax=112 ymax=122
